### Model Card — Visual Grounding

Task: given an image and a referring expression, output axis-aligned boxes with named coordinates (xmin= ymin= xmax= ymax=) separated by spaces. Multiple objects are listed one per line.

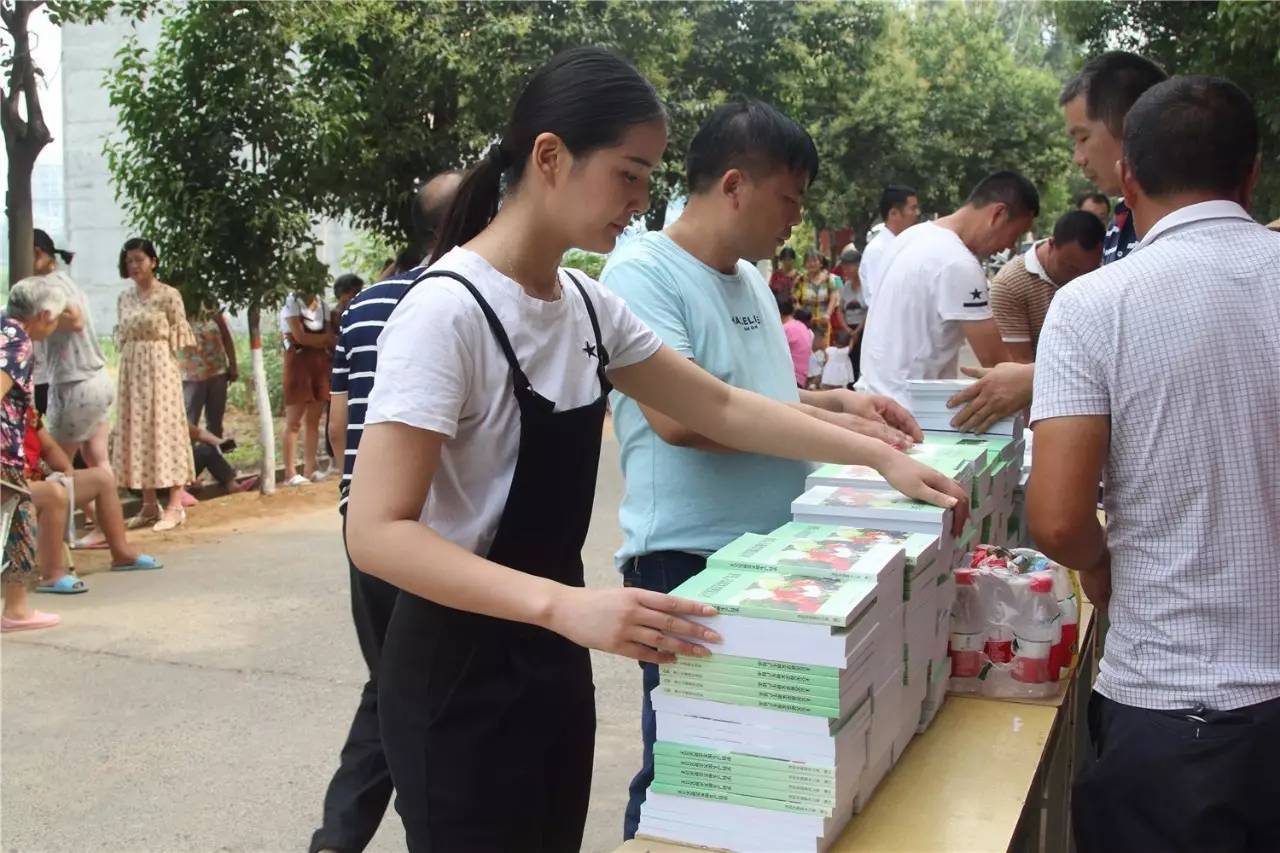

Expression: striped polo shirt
xmin=331 ymin=267 xmax=423 ymax=513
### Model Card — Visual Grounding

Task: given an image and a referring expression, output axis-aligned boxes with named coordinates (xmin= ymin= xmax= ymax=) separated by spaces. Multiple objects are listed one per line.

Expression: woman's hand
xmin=547 ymin=586 xmax=721 ymax=664
xmin=878 ymin=452 xmax=971 ymax=535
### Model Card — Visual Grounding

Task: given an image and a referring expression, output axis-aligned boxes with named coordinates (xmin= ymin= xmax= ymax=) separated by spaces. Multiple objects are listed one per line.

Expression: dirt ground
xmin=72 ymin=478 xmax=342 ymax=577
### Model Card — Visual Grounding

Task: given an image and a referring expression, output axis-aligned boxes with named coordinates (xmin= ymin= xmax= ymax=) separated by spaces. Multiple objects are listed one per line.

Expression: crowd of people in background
xmin=0 ymin=226 xmax=367 ymax=631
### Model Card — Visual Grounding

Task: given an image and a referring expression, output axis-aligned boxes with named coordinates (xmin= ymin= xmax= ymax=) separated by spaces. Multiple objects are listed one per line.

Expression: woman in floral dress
xmin=112 ymin=238 xmax=195 ymax=532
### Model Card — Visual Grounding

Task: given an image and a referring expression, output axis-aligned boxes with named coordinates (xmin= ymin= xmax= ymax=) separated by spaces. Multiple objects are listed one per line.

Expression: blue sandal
xmin=36 ymin=575 xmax=88 ymax=594
xmin=111 ymin=554 xmax=163 ymax=572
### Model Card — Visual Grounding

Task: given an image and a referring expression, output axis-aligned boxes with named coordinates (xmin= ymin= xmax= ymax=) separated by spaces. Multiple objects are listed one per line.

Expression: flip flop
xmin=2 ymin=610 xmax=61 ymax=633
xmin=111 ymin=554 xmax=162 ymax=572
xmin=72 ymin=534 xmax=110 ymax=551
xmin=35 ymin=575 xmax=87 ymax=595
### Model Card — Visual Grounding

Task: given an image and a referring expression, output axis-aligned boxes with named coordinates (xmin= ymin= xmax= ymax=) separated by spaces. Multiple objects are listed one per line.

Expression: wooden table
xmin=617 ymin=606 xmax=1099 ymax=853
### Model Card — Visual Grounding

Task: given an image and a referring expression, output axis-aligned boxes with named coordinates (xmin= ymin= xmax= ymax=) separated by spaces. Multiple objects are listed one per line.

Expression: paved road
xmin=1 ymin=436 xmax=643 ymax=853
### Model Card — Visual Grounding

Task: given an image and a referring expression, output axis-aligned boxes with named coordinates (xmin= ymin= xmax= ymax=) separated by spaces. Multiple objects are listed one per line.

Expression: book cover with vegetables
xmin=770 ymin=521 xmax=939 ymax=569
xmin=794 ymin=486 xmax=949 ymax=523
xmin=708 ymin=532 xmax=904 ymax=580
xmin=671 ymin=569 xmax=877 ymax=628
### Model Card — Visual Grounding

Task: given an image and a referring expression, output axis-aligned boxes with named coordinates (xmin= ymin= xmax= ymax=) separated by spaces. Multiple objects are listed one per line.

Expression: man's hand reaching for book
xmin=547 ymin=587 xmax=722 ymax=664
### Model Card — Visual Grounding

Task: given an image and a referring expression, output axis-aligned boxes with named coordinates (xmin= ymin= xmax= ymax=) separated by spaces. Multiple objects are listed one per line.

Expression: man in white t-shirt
xmin=856 ymin=171 xmax=1038 ymax=406
xmin=860 ymin=184 xmax=920 ymax=310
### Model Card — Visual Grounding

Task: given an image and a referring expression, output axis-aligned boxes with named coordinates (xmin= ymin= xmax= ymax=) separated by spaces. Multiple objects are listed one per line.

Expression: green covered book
xmin=769 ymin=522 xmax=940 ymax=572
xmin=791 ymin=487 xmax=953 ymax=536
xmin=666 ymin=654 xmax=841 ymax=686
xmin=707 ymin=531 xmax=905 ymax=581
xmin=653 ymin=766 xmax=838 ymax=808
xmin=662 ymin=662 xmax=842 ymax=700
xmin=658 ymin=680 xmax=841 ymax=718
xmin=807 ymin=445 xmax=974 ymax=490
xmin=649 ymin=782 xmax=832 ymax=817
xmin=670 ymin=569 xmax=877 ymax=628
xmin=653 ymin=759 xmax=837 ymax=799
xmin=653 ymin=741 xmax=836 ymax=780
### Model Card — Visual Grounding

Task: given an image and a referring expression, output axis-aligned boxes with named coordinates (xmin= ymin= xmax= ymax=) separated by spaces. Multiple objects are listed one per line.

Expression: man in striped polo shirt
xmin=310 ymin=170 xmax=461 ymax=853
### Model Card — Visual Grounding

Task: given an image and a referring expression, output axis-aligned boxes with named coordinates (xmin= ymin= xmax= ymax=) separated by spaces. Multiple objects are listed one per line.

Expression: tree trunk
xmin=247 ymin=302 xmax=277 ymax=495
xmin=2 ymin=0 xmax=53 ymax=286
xmin=6 ymin=149 xmax=36 ymax=284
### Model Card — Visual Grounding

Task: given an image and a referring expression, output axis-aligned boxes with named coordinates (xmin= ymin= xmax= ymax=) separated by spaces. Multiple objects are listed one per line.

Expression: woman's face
xmin=779 ymin=256 xmax=795 ymax=272
xmin=125 ymin=249 xmax=157 ymax=283
xmin=547 ymin=118 xmax=668 ymax=254
xmin=805 ymin=255 xmax=822 ymax=276
xmin=32 ymin=247 xmax=55 ymax=275
xmin=24 ymin=309 xmax=59 ymax=341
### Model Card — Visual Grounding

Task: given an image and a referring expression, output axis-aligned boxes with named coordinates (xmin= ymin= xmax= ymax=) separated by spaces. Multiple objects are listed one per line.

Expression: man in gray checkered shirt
xmin=1029 ymin=76 xmax=1280 ymax=852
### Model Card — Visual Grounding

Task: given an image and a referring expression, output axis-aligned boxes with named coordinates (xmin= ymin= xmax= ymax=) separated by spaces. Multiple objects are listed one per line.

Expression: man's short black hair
xmin=879 ymin=184 xmax=918 ymax=220
xmin=1124 ymin=75 xmax=1259 ymax=200
xmin=778 ymin=246 xmax=797 ymax=261
xmin=777 ymin=294 xmax=795 ymax=316
xmin=333 ymin=273 xmax=364 ymax=299
xmin=1077 ymin=191 xmax=1111 ymax=213
xmin=1052 ymin=210 xmax=1106 ymax=251
xmin=1059 ymin=51 xmax=1168 ymax=138
xmin=965 ymin=171 xmax=1040 ymax=219
xmin=686 ymin=100 xmax=819 ymax=194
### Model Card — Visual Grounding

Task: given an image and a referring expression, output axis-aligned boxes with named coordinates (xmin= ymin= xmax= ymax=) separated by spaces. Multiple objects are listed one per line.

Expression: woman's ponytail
xmin=429 ymin=145 xmax=506 ymax=265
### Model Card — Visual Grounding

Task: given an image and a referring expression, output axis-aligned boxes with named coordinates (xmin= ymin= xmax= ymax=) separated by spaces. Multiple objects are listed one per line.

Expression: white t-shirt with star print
xmin=365 ymin=246 xmax=662 ymax=556
xmin=857 ymin=221 xmax=991 ymax=406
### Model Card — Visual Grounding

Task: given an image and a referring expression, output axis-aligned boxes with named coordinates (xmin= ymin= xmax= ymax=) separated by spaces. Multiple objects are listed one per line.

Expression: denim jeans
xmin=620 ymin=550 xmax=709 ymax=841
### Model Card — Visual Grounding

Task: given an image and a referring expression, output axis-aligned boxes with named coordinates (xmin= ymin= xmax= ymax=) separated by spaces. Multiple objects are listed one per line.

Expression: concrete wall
xmin=62 ymin=14 xmax=356 ymax=333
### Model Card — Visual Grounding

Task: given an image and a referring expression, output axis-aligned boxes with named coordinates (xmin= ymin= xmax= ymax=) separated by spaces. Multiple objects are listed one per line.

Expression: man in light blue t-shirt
xmin=604 ymin=100 xmax=923 ymax=841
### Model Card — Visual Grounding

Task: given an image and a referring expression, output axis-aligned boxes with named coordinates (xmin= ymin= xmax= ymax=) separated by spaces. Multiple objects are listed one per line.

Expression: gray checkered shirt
xmin=1031 ymin=201 xmax=1280 ymax=711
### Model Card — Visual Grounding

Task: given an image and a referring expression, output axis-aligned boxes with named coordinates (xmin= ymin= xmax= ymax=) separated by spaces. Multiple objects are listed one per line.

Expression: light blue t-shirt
xmin=603 ymin=232 xmax=811 ymax=568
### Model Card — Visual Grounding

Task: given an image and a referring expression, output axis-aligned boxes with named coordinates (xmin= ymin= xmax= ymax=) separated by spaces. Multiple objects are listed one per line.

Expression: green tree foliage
xmin=1055 ymin=0 xmax=1280 ymax=221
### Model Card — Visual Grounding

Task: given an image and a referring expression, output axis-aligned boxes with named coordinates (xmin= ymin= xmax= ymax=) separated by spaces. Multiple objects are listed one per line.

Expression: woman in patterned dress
xmin=112 ymin=238 xmax=195 ymax=532
xmin=2 ymin=277 xmax=68 ymax=632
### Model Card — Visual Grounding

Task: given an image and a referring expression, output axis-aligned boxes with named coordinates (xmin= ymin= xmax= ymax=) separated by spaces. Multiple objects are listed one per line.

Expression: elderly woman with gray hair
xmin=2 ymin=276 xmax=69 ymax=632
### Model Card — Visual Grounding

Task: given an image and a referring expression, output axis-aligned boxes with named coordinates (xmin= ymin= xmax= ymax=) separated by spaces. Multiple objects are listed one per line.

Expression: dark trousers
xmin=850 ymin=329 xmax=864 ymax=382
xmin=34 ymin=382 xmax=48 ymax=417
xmin=183 ymin=374 xmax=228 ymax=437
xmin=309 ymin=519 xmax=400 ymax=853
xmin=379 ymin=596 xmax=595 ymax=852
xmin=1073 ymin=691 xmax=1280 ymax=853
xmin=192 ymin=443 xmax=236 ymax=488
xmin=621 ymin=550 xmax=709 ymax=841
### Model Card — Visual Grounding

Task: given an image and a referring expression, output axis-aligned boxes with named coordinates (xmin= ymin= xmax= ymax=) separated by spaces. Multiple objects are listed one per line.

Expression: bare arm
xmin=328 ymin=393 xmax=348 ymax=457
xmin=214 ymin=312 xmax=238 ymax=381
xmin=1005 ymin=340 xmax=1035 ymax=364
xmin=56 ymin=303 xmax=84 ymax=333
xmin=962 ymin=318 xmax=1010 ymax=367
xmin=285 ymin=316 xmax=334 ymax=349
xmin=1027 ymin=415 xmax=1111 ymax=609
xmin=37 ymin=426 xmax=74 ymax=475
xmin=611 ymin=346 xmax=967 ymax=517
xmin=347 ymin=421 xmax=721 ymax=664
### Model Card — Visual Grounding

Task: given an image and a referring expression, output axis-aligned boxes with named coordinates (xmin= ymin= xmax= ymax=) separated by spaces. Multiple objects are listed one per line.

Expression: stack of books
xmin=639 ymin=566 xmax=883 ymax=850
xmin=905 ymin=379 xmax=1025 ymax=440
xmin=781 ymin=488 xmax=962 ymax=809
xmin=911 ymin=401 xmax=1027 ymax=550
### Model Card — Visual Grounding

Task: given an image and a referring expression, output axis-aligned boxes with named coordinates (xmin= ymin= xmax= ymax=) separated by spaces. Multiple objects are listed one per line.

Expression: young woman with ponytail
xmin=347 ymin=47 xmax=966 ymax=850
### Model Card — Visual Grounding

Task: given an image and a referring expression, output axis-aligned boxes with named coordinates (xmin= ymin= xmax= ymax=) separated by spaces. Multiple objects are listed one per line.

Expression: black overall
xmin=378 ymin=269 xmax=611 ymax=852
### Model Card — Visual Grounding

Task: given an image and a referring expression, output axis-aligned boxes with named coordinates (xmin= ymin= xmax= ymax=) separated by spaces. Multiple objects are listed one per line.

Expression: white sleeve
xmin=280 ymin=294 xmax=300 ymax=320
xmin=935 ymin=259 xmax=992 ymax=322
xmin=365 ymin=284 xmax=477 ymax=439
xmin=1030 ymin=289 xmax=1111 ymax=424
xmin=581 ymin=277 xmax=663 ymax=370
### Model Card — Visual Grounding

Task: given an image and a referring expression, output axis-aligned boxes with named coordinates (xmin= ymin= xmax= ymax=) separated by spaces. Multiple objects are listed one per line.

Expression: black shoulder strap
xmin=562 ymin=270 xmax=611 ymax=388
xmin=397 ymin=268 xmax=532 ymax=395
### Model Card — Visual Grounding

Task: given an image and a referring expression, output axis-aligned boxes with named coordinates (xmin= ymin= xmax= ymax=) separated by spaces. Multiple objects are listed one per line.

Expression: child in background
xmin=807 ymin=319 xmax=828 ymax=390
xmin=779 ymin=297 xmax=812 ymax=388
xmin=821 ymin=326 xmax=855 ymax=390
